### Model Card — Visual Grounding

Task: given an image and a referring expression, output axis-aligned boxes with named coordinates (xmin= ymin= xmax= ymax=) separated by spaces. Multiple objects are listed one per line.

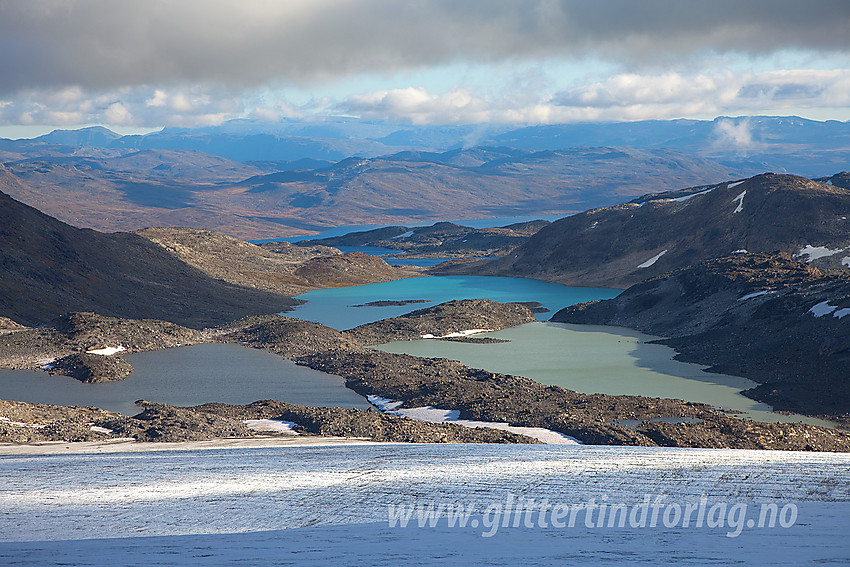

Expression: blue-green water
xmin=376 ymin=322 xmax=835 ymax=427
xmin=0 ymin=343 xmax=370 ymax=415
xmin=285 ymin=275 xmax=621 ymax=329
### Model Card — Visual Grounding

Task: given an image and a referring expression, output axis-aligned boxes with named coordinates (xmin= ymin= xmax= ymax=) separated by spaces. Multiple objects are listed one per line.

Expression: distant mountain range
xmin=0 ymin=115 xmax=847 ymax=238
xmin=5 ymin=115 xmax=847 ymax=176
xmin=457 ymin=172 xmax=850 ymax=288
xmin=0 ymin=146 xmax=757 ymax=239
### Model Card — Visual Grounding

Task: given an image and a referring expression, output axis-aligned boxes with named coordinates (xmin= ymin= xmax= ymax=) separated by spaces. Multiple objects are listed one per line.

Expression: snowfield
xmin=0 ymin=442 xmax=848 ymax=565
xmin=636 ymin=249 xmax=667 ymax=269
xmin=85 ymin=346 xmax=126 ymax=356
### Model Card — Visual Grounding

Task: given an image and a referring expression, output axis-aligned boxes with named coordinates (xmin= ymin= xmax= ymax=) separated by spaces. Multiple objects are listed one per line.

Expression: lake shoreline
xmin=2 ymin=286 xmax=849 ymax=451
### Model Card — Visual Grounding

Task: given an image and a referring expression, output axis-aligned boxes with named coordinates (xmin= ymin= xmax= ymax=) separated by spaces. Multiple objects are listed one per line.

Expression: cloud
xmin=337 ymin=69 xmax=850 ymax=124
xmin=0 ymin=86 xmax=246 ymax=129
xmin=0 ymin=0 xmax=847 ymax=95
xmin=550 ymin=69 xmax=850 ymax=121
xmin=1 ymin=68 xmax=848 ymax=130
xmin=711 ymin=118 xmax=765 ymax=155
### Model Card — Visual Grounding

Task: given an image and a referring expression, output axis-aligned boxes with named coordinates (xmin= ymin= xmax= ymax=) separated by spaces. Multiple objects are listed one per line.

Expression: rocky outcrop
xmin=0 ymin=399 xmax=537 ymax=445
xmin=191 ymin=401 xmax=537 ymax=444
xmin=303 ymin=220 xmax=550 ymax=259
xmin=138 ymin=227 xmax=343 ymax=296
xmin=0 ymin=317 xmax=26 ymax=334
xmin=293 ymin=251 xmax=420 ymax=287
xmin=54 ymin=312 xmax=204 ymax=351
xmin=0 ymin=311 xmax=205 ymax=381
xmin=347 ymin=299 xmax=536 ymax=345
xmin=296 ymin=348 xmax=850 ymax=451
xmin=553 ymin=253 xmax=850 ymax=426
xmin=220 ymin=316 xmax=365 ymax=358
xmin=139 ymin=228 xmax=418 ymax=295
xmin=49 ymin=353 xmax=133 ymax=383
xmin=444 ymin=174 xmax=850 ymax=287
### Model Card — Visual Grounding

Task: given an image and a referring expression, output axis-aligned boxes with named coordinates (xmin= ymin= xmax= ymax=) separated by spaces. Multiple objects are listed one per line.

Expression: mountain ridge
xmin=451 ymin=173 xmax=850 ymax=288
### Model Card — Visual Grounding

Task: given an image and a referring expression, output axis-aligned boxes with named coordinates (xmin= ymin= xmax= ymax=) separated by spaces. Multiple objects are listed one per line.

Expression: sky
xmin=0 ymin=0 xmax=849 ymax=138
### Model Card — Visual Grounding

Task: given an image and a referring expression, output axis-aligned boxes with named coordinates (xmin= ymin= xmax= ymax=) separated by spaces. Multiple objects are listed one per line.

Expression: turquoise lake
xmin=289 ymin=276 xmax=832 ymax=426
xmin=284 ymin=275 xmax=620 ymax=329
xmin=0 ymin=274 xmax=833 ymax=427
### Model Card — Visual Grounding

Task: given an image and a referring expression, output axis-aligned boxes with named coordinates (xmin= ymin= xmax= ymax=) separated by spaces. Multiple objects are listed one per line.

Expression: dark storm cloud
xmin=1 ymin=0 xmax=848 ymax=95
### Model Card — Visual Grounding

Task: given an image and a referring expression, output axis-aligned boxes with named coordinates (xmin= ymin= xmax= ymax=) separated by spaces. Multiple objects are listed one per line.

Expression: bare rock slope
xmin=454 ymin=173 xmax=850 ymax=288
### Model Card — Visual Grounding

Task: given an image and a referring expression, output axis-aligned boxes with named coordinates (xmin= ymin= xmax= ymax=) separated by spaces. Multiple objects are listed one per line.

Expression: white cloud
xmin=1 ymin=67 xmax=849 ymax=131
xmin=337 ymin=68 xmax=850 ymax=124
xmin=711 ymin=118 xmax=764 ymax=155
xmin=104 ymin=102 xmax=132 ymax=125
xmin=0 ymin=1 xmax=847 ymax=95
xmin=145 ymin=89 xmax=168 ymax=107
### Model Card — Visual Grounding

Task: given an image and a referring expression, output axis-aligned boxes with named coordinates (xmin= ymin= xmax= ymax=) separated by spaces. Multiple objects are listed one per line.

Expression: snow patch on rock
xmin=738 ymin=290 xmax=773 ymax=301
xmin=637 ymin=249 xmax=667 ymax=269
xmin=243 ymin=419 xmax=299 ymax=435
xmin=421 ymin=329 xmax=493 ymax=339
xmin=85 ymin=346 xmax=126 ymax=356
xmin=810 ymin=301 xmax=839 ymax=317
xmin=389 ymin=405 xmax=579 ymax=445
xmin=366 ymin=395 xmax=403 ymax=411
xmin=794 ymin=245 xmax=846 ymax=262
xmin=732 ymin=190 xmax=746 ymax=213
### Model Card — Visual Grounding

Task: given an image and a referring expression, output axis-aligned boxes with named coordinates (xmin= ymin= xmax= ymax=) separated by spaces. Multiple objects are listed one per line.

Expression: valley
xmin=2 ymin=126 xmax=850 ymax=452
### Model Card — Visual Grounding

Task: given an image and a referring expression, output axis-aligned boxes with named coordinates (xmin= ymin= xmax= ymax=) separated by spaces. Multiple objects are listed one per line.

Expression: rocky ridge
xmin=139 ymin=227 xmax=418 ymax=295
xmin=442 ymin=173 xmax=850 ymax=288
xmin=0 ymin=189 xmax=300 ymax=328
xmin=347 ymin=299 xmax=536 ymax=344
xmin=297 ymin=348 xmax=850 ymax=451
xmin=303 ymin=220 xmax=551 ymax=259
xmin=0 ymin=398 xmax=536 ymax=445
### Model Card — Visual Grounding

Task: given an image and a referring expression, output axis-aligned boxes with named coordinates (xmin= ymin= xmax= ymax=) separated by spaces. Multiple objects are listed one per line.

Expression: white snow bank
xmin=367 ymin=395 xmax=403 ymax=411
xmin=738 ymin=290 xmax=772 ymax=301
xmin=833 ymin=308 xmax=850 ymax=319
xmin=810 ymin=301 xmax=838 ymax=317
xmin=86 ymin=346 xmax=126 ymax=356
xmin=382 ymin=404 xmax=578 ymax=445
xmin=392 ymin=231 xmax=414 ymax=239
xmin=670 ymin=187 xmax=715 ymax=202
xmin=732 ymin=190 xmax=746 ymax=213
xmin=421 ymin=329 xmax=493 ymax=339
xmin=637 ymin=249 xmax=667 ymax=269
xmin=727 ymin=180 xmax=745 ymax=189
xmin=732 ymin=249 xmax=748 ymax=254
xmin=89 ymin=426 xmax=113 ymax=435
xmin=842 ymin=257 xmax=850 ymax=267
xmin=794 ymin=245 xmax=846 ymax=262
xmin=0 ymin=416 xmax=46 ymax=429
xmin=243 ymin=419 xmax=299 ymax=435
